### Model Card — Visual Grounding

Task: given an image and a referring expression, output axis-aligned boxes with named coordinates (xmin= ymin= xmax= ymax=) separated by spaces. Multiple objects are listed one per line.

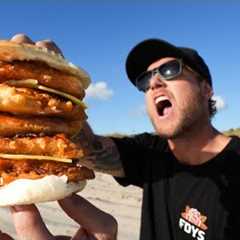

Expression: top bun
xmin=0 ymin=41 xmax=90 ymax=89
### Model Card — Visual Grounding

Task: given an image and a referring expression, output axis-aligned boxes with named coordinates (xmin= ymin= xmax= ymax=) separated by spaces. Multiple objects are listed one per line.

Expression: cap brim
xmin=126 ymin=39 xmax=184 ymax=86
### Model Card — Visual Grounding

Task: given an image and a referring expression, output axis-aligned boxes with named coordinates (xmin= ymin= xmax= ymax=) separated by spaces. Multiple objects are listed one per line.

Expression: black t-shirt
xmin=112 ymin=133 xmax=240 ymax=240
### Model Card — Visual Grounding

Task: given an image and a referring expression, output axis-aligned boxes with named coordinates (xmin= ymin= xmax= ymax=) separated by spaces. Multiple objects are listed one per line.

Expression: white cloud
xmin=212 ymin=95 xmax=226 ymax=111
xmin=86 ymin=82 xmax=114 ymax=100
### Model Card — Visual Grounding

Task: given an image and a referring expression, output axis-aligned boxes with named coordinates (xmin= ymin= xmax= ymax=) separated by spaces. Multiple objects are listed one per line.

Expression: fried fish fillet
xmin=0 ymin=134 xmax=84 ymax=158
xmin=0 ymin=61 xmax=85 ymax=98
xmin=0 ymin=84 xmax=86 ymax=119
xmin=0 ymin=113 xmax=84 ymax=137
xmin=0 ymin=159 xmax=95 ymax=185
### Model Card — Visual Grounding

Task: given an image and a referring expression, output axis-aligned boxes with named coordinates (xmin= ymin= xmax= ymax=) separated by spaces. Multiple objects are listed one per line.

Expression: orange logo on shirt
xmin=181 ymin=206 xmax=208 ymax=230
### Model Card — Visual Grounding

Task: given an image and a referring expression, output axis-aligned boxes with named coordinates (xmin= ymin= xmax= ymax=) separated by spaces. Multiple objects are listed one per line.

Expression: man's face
xmin=145 ymin=57 xmax=212 ymax=139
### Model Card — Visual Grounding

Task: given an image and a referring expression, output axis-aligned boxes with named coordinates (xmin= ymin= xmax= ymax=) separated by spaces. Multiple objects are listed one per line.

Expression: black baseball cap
xmin=126 ymin=38 xmax=212 ymax=87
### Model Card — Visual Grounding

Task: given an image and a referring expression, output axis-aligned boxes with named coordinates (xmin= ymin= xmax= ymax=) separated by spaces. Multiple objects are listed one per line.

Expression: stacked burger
xmin=0 ymin=41 xmax=94 ymax=206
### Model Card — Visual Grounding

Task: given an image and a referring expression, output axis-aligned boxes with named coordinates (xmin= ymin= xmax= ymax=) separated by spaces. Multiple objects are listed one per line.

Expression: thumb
xmin=10 ymin=205 xmax=54 ymax=240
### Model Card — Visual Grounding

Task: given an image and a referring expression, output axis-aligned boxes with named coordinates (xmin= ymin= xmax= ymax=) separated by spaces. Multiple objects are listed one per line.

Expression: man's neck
xmin=167 ymin=124 xmax=231 ymax=165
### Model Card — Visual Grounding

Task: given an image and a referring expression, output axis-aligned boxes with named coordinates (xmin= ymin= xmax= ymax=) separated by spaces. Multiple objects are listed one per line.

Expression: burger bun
xmin=0 ymin=175 xmax=86 ymax=206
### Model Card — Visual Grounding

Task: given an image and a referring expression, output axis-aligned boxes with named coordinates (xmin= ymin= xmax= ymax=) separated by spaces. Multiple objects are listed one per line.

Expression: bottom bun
xmin=0 ymin=175 xmax=86 ymax=206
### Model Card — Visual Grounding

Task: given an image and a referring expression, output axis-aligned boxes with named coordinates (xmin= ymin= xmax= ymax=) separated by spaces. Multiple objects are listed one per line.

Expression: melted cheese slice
xmin=0 ymin=153 xmax=72 ymax=163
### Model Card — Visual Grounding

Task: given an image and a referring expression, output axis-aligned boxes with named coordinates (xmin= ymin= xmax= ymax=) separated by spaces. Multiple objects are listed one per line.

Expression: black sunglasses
xmin=135 ymin=59 xmax=185 ymax=92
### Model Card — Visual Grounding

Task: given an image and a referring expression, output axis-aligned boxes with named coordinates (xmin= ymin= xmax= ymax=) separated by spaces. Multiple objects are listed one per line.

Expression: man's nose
xmin=149 ymin=72 xmax=166 ymax=90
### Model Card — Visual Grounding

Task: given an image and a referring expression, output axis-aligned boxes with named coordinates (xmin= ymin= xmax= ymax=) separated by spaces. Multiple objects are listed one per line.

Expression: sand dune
xmin=0 ymin=173 xmax=142 ymax=240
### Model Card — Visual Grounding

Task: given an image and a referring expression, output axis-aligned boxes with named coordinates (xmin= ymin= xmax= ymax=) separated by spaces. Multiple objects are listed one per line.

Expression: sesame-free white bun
xmin=0 ymin=175 xmax=86 ymax=206
xmin=0 ymin=40 xmax=90 ymax=89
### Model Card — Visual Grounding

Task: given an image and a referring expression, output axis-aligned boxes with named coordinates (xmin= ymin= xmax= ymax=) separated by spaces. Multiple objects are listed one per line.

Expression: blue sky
xmin=1 ymin=1 xmax=239 ymax=134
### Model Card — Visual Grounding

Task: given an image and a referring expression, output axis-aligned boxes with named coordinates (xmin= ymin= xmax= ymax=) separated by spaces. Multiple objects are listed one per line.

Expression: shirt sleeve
xmin=111 ymin=133 xmax=166 ymax=188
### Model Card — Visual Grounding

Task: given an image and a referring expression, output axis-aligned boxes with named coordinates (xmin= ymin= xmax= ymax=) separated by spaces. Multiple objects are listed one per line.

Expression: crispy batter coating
xmin=0 ymin=113 xmax=83 ymax=137
xmin=0 ymin=159 xmax=95 ymax=185
xmin=0 ymin=84 xmax=86 ymax=119
xmin=0 ymin=134 xmax=84 ymax=158
xmin=0 ymin=61 xmax=84 ymax=98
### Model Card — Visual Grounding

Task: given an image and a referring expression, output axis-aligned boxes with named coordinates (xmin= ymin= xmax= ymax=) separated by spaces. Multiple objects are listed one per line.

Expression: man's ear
xmin=203 ymin=80 xmax=213 ymax=99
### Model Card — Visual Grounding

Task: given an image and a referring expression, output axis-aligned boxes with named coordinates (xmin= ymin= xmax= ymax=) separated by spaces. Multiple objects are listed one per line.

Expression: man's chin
xmin=153 ymin=122 xmax=183 ymax=139
xmin=155 ymin=129 xmax=180 ymax=139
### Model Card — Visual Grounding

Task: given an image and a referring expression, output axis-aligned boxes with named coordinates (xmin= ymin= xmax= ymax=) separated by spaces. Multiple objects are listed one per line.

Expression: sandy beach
xmin=0 ymin=173 xmax=142 ymax=240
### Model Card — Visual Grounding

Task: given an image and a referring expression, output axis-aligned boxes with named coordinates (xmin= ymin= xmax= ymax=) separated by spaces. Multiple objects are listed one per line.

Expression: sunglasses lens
xmin=158 ymin=60 xmax=181 ymax=79
xmin=135 ymin=60 xmax=182 ymax=92
xmin=136 ymin=71 xmax=152 ymax=92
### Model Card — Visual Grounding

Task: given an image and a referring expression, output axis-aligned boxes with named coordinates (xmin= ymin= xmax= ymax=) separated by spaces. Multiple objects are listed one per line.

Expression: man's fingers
xmin=10 ymin=205 xmax=54 ymax=240
xmin=56 ymin=228 xmax=95 ymax=240
xmin=71 ymin=228 xmax=90 ymax=240
xmin=10 ymin=33 xmax=34 ymax=44
xmin=0 ymin=231 xmax=14 ymax=240
xmin=54 ymin=236 xmax=71 ymax=240
xmin=36 ymin=40 xmax=64 ymax=56
xmin=58 ymin=194 xmax=108 ymax=230
xmin=58 ymin=194 xmax=117 ymax=238
xmin=9 ymin=34 xmax=64 ymax=57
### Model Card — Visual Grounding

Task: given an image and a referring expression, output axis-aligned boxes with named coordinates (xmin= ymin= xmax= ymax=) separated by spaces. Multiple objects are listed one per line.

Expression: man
xmin=3 ymin=35 xmax=240 ymax=240
xmin=79 ymin=38 xmax=240 ymax=239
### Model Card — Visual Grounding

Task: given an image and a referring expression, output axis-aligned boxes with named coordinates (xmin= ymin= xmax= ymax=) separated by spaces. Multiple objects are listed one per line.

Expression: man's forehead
xmin=147 ymin=57 xmax=177 ymax=71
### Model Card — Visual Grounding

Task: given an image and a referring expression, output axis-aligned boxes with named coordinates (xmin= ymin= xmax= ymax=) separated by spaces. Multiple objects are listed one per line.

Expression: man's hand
xmin=9 ymin=194 xmax=117 ymax=240
xmin=73 ymin=122 xmax=125 ymax=177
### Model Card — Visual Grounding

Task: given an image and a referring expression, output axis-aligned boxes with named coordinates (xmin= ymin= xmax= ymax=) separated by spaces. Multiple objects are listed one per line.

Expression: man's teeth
xmin=155 ymin=96 xmax=169 ymax=105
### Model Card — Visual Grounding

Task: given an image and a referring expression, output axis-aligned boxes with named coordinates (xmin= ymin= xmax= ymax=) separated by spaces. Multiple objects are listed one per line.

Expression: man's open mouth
xmin=155 ymin=96 xmax=173 ymax=117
